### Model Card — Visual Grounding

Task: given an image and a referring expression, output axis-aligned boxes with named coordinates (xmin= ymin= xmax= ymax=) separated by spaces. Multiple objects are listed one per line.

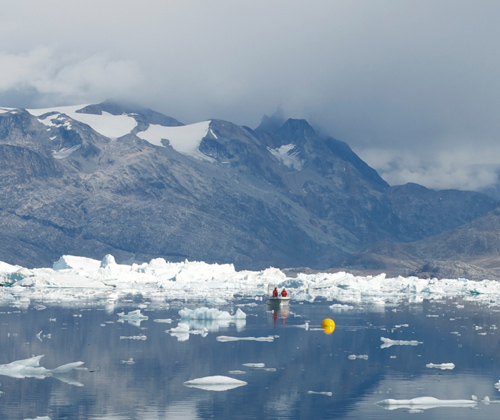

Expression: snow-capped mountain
xmin=0 ymin=101 xmax=496 ymax=275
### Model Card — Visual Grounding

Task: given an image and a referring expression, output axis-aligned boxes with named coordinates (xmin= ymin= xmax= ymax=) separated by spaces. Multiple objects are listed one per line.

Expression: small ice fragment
xmin=348 ymin=354 xmax=368 ymax=360
xmin=153 ymin=319 xmax=172 ymax=323
xmin=377 ymin=396 xmax=478 ymax=410
xmin=217 ymin=335 xmax=276 ymax=342
xmin=426 ymin=363 xmax=455 ymax=370
xmin=24 ymin=417 xmax=52 ymax=420
xmin=228 ymin=370 xmax=246 ymax=375
xmin=121 ymin=358 xmax=135 ymax=364
xmin=119 ymin=335 xmax=147 ymax=340
xmin=307 ymin=390 xmax=332 ymax=396
xmin=117 ymin=309 xmax=148 ymax=327
xmin=242 ymin=363 xmax=265 ymax=368
xmin=380 ymin=337 xmax=422 ymax=349
xmin=183 ymin=375 xmax=247 ymax=391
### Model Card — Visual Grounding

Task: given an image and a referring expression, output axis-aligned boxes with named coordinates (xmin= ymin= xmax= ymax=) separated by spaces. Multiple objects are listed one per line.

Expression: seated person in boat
xmin=281 ymin=288 xmax=287 ymax=297
xmin=273 ymin=287 xmax=278 ymax=297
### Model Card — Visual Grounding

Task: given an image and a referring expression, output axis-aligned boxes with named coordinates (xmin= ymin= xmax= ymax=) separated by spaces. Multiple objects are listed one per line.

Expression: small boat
xmin=267 ymin=285 xmax=290 ymax=305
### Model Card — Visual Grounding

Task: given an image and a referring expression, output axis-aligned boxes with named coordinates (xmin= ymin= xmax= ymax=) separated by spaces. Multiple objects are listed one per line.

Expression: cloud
xmin=0 ymin=48 xmax=143 ymax=108
xmin=1 ymin=0 xmax=500 ymax=192
xmin=358 ymin=147 xmax=500 ymax=191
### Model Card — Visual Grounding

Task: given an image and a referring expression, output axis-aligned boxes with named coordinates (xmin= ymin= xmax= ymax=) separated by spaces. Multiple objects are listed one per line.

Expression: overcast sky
xmin=1 ymin=0 xmax=499 ymax=192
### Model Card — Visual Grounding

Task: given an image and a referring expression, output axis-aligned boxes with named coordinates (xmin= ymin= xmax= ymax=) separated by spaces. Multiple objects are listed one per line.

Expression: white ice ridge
xmin=183 ymin=375 xmax=247 ymax=391
xmin=137 ymin=121 xmax=212 ymax=160
xmin=426 ymin=362 xmax=455 ymax=370
xmin=377 ymin=396 xmax=480 ymax=410
xmin=0 ymin=355 xmax=84 ymax=386
xmin=380 ymin=337 xmax=422 ymax=349
xmin=4 ymin=253 xmax=500 ymax=306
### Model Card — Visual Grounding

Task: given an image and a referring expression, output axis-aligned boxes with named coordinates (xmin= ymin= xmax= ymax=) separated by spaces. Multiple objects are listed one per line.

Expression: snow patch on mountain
xmin=268 ymin=144 xmax=303 ymax=170
xmin=137 ymin=121 xmax=213 ymax=161
xmin=27 ymin=105 xmax=138 ymax=139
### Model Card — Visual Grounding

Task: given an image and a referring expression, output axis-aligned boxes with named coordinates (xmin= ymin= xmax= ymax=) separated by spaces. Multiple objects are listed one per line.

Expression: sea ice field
xmin=1 ymin=254 xmax=500 ymax=419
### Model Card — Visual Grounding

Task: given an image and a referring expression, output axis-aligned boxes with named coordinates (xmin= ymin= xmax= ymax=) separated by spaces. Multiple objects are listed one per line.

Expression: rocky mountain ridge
xmin=0 ymin=101 xmax=498 ymax=279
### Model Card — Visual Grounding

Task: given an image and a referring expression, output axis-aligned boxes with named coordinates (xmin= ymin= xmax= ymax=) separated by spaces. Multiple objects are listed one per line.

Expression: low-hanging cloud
xmin=0 ymin=48 xmax=143 ymax=108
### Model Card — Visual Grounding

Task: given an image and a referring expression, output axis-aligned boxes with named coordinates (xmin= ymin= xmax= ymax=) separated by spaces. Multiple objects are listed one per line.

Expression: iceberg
xmin=183 ymin=375 xmax=247 ymax=391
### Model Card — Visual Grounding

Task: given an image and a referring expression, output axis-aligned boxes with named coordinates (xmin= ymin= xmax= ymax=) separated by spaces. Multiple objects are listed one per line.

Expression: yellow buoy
xmin=321 ymin=318 xmax=335 ymax=334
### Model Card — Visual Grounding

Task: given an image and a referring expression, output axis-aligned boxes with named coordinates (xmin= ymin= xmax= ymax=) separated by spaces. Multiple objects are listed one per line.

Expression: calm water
xmin=0 ymin=298 xmax=500 ymax=419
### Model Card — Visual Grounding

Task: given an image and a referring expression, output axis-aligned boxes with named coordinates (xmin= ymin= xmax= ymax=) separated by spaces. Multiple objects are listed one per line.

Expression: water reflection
xmin=0 ymin=300 xmax=499 ymax=419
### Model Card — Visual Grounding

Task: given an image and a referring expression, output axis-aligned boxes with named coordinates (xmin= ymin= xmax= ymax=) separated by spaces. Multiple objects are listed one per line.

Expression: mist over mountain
xmin=0 ymin=101 xmax=497 ymax=279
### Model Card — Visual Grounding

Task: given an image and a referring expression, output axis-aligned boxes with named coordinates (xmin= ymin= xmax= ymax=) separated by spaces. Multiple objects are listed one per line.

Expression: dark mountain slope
xmin=0 ymin=103 xmax=496 ymax=273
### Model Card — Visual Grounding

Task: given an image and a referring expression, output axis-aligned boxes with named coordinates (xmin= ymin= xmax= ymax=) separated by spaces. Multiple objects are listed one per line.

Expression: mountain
xmin=0 ymin=101 xmax=496 ymax=274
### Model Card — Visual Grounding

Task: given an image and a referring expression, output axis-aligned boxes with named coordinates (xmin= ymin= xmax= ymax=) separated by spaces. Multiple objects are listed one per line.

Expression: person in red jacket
xmin=273 ymin=287 xmax=278 ymax=297
xmin=281 ymin=288 xmax=287 ymax=297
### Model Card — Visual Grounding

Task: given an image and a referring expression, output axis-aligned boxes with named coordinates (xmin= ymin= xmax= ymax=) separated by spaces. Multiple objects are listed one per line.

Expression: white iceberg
xmin=183 ymin=375 xmax=247 ymax=391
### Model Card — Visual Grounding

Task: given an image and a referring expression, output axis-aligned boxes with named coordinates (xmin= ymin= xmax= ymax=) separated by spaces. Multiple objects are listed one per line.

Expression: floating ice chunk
xmin=179 ymin=307 xmax=246 ymax=320
xmin=494 ymin=380 xmax=500 ymax=390
xmin=242 ymin=363 xmax=265 ymax=368
xmin=0 ymin=355 xmax=84 ymax=386
xmin=178 ymin=307 xmax=246 ymax=332
xmin=183 ymin=375 xmax=247 ymax=391
xmin=228 ymin=370 xmax=246 ymax=375
xmin=167 ymin=322 xmax=208 ymax=341
xmin=290 ymin=322 xmax=309 ymax=330
xmin=329 ymin=304 xmax=354 ymax=311
xmin=307 ymin=391 xmax=333 ymax=396
xmin=117 ymin=309 xmax=148 ymax=327
xmin=119 ymin=335 xmax=147 ymax=340
xmin=153 ymin=318 xmax=172 ymax=323
xmin=24 ymin=417 xmax=51 ymax=420
xmin=377 ymin=396 xmax=478 ymax=410
xmin=348 ymin=354 xmax=368 ymax=360
xmin=426 ymin=363 xmax=455 ymax=370
xmin=216 ymin=335 xmax=277 ymax=342
xmin=380 ymin=337 xmax=422 ymax=349
xmin=121 ymin=358 xmax=135 ymax=364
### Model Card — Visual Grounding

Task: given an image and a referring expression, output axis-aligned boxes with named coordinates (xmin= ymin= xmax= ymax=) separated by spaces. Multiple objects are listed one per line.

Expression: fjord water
xmin=0 ymin=299 xmax=499 ymax=420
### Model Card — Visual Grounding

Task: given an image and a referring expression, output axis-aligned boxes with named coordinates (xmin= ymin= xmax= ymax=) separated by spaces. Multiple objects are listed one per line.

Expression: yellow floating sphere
xmin=321 ymin=318 xmax=335 ymax=328
xmin=323 ymin=324 xmax=335 ymax=334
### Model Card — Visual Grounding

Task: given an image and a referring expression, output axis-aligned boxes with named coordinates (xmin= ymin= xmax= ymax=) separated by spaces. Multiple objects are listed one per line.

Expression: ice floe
xmin=380 ymin=337 xmax=422 ymax=349
xmin=0 ymin=355 xmax=84 ymax=386
xmin=117 ymin=309 xmax=148 ymax=327
xmin=377 ymin=396 xmax=480 ymax=410
xmin=426 ymin=362 xmax=455 ymax=370
xmin=183 ymin=375 xmax=247 ymax=391
xmin=216 ymin=335 xmax=277 ymax=342
xmin=307 ymin=391 xmax=332 ymax=396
